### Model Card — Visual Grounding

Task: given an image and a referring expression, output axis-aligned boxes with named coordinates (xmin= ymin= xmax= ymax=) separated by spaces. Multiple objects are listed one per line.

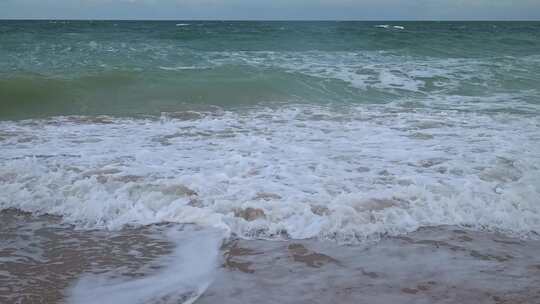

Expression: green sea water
xmin=1 ymin=21 xmax=539 ymax=119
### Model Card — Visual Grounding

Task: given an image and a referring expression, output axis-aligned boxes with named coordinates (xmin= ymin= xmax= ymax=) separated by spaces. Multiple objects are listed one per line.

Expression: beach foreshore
xmin=1 ymin=209 xmax=539 ymax=304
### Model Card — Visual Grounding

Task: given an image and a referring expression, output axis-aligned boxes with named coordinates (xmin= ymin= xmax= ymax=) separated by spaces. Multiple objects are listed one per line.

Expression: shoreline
xmin=2 ymin=209 xmax=539 ymax=303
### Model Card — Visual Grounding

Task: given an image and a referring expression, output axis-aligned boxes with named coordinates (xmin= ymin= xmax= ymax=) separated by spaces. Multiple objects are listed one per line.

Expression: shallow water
xmin=2 ymin=210 xmax=540 ymax=304
xmin=1 ymin=104 xmax=539 ymax=242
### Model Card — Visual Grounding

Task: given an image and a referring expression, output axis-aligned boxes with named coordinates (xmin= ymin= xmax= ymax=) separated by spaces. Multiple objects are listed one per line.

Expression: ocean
xmin=1 ymin=21 xmax=540 ymax=303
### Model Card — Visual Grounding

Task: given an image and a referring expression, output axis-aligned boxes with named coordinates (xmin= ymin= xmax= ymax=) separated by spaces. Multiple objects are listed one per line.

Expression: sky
xmin=1 ymin=0 xmax=539 ymax=20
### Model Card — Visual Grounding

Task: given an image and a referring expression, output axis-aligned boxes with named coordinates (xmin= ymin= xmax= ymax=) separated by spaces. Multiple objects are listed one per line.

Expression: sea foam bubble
xmin=0 ymin=104 xmax=539 ymax=242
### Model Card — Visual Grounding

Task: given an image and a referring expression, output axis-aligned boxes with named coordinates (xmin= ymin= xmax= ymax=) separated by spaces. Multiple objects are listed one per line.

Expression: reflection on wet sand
xmin=214 ymin=227 xmax=540 ymax=304
xmin=2 ymin=209 xmax=540 ymax=304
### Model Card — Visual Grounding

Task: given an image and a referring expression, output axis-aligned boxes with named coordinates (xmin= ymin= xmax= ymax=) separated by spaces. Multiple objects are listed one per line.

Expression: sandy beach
xmin=2 ymin=209 xmax=539 ymax=304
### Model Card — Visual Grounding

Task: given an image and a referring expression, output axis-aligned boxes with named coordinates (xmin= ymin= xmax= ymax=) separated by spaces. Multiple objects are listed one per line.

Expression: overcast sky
xmin=1 ymin=0 xmax=539 ymax=20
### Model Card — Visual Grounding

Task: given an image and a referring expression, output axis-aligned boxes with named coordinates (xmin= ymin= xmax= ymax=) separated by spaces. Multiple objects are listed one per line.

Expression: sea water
xmin=1 ymin=21 xmax=539 ymax=303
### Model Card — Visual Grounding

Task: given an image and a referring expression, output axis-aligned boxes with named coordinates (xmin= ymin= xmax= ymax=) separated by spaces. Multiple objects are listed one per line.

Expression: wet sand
xmin=215 ymin=228 xmax=540 ymax=304
xmin=1 ymin=209 xmax=540 ymax=304
xmin=0 ymin=209 xmax=175 ymax=303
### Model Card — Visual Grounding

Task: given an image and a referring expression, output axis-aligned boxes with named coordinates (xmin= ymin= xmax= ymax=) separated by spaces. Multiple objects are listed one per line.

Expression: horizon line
xmin=1 ymin=18 xmax=539 ymax=22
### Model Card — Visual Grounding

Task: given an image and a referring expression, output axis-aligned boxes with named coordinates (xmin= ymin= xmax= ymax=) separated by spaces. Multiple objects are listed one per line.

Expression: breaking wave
xmin=1 ymin=104 xmax=539 ymax=243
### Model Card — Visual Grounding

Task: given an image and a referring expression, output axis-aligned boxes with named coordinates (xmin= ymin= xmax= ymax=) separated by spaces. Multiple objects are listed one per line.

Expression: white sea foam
xmin=68 ymin=227 xmax=222 ymax=304
xmin=374 ymin=25 xmax=404 ymax=30
xmin=204 ymin=51 xmax=513 ymax=95
xmin=0 ymin=104 xmax=539 ymax=242
xmin=158 ymin=66 xmax=207 ymax=71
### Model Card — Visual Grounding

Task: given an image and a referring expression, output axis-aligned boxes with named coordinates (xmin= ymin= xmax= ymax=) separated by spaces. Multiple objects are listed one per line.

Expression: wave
xmin=2 ymin=51 xmax=539 ymax=120
xmin=0 ymin=68 xmax=359 ymax=120
xmin=375 ymin=25 xmax=404 ymax=30
xmin=1 ymin=104 xmax=539 ymax=243
xmin=158 ymin=66 xmax=208 ymax=71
